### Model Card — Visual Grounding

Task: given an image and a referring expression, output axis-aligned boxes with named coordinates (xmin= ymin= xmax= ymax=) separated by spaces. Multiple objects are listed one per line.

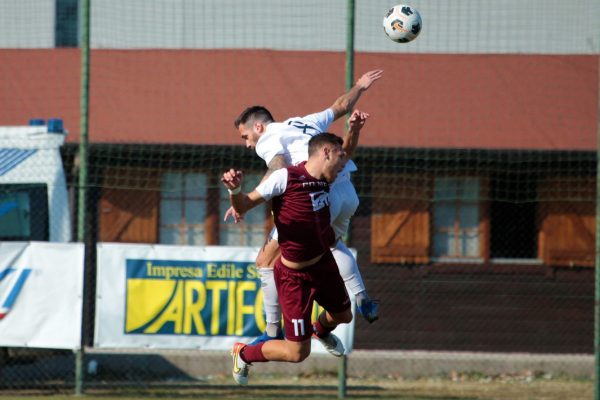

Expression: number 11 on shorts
xmin=292 ymin=318 xmax=305 ymax=336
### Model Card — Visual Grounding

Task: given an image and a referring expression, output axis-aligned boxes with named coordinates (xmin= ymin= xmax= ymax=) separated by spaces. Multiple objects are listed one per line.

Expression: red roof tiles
xmin=0 ymin=49 xmax=596 ymax=150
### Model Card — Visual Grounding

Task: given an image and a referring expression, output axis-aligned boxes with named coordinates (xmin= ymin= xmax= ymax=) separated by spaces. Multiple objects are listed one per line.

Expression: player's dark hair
xmin=234 ymin=106 xmax=274 ymax=128
xmin=308 ymin=132 xmax=343 ymax=157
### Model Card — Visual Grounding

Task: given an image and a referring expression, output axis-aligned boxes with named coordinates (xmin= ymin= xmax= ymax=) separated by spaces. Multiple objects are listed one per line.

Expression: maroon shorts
xmin=274 ymin=250 xmax=350 ymax=342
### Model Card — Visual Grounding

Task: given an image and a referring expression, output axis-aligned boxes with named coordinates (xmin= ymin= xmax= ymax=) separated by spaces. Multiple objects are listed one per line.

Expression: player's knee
xmin=337 ymin=308 xmax=353 ymax=324
xmin=288 ymin=346 xmax=311 ymax=363
xmin=255 ymin=252 xmax=272 ymax=267
xmin=256 ymin=243 xmax=280 ymax=267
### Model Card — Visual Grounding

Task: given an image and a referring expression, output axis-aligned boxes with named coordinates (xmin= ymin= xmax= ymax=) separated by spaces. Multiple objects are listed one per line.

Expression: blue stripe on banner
xmin=0 ymin=149 xmax=37 ymax=177
xmin=2 ymin=268 xmax=31 ymax=309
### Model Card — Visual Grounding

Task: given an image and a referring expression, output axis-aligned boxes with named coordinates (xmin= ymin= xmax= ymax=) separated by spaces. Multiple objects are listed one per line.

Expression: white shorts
xmin=329 ymin=178 xmax=359 ymax=239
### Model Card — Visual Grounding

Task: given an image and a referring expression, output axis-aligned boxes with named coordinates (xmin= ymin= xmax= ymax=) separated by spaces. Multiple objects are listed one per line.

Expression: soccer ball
xmin=383 ymin=4 xmax=422 ymax=43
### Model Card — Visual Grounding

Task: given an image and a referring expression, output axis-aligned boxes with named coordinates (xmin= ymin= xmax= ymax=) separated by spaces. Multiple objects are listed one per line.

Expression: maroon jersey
xmin=271 ymin=162 xmax=336 ymax=262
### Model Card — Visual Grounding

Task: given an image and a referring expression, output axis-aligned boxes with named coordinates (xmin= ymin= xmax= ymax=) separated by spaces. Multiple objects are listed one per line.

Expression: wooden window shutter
xmin=99 ymin=167 xmax=160 ymax=243
xmin=371 ymin=174 xmax=431 ymax=264
xmin=538 ymin=177 xmax=595 ymax=267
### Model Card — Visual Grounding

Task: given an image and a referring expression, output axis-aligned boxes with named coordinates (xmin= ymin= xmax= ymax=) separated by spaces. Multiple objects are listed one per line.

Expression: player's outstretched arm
xmin=330 ymin=69 xmax=383 ymax=120
xmin=221 ymin=168 xmax=266 ymax=215
xmin=343 ymin=109 xmax=370 ymax=159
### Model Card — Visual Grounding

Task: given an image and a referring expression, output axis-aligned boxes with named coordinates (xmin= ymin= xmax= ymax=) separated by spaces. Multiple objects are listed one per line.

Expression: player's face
xmin=238 ymin=121 xmax=263 ymax=149
xmin=323 ymin=144 xmax=346 ymax=183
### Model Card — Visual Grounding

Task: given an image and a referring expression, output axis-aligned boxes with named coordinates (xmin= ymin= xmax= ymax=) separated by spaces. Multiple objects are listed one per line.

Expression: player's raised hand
xmin=356 ymin=69 xmax=383 ymax=90
xmin=349 ymin=109 xmax=370 ymax=132
xmin=221 ymin=168 xmax=243 ymax=190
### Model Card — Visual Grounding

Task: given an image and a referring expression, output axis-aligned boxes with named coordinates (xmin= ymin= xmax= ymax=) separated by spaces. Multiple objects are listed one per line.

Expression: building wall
xmin=351 ymin=232 xmax=594 ymax=353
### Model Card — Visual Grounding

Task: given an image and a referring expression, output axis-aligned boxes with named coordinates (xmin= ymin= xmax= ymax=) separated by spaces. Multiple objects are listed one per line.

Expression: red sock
xmin=313 ymin=317 xmax=335 ymax=338
xmin=241 ymin=342 xmax=268 ymax=363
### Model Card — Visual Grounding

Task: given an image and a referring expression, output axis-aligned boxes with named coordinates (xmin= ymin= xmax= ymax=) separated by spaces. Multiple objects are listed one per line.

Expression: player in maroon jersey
xmin=221 ymin=132 xmax=352 ymax=386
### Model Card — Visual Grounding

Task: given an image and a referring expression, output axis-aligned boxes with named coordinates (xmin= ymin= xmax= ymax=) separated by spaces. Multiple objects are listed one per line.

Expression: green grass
xmin=0 ymin=375 xmax=593 ymax=400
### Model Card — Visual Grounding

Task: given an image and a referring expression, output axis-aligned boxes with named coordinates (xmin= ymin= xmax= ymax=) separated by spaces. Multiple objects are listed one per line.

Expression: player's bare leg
xmin=312 ymin=308 xmax=352 ymax=357
xmin=231 ymin=339 xmax=309 ymax=385
xmin=232 ymin=308 xmax=352 ymax=384
xmin=261 ymin=338 xmax=311 ymax=363
xmin=230 ymin=338 xmax=311 ymax=385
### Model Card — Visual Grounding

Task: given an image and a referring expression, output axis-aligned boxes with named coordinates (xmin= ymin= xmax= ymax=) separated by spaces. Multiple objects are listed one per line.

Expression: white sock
xmin=258 ymin=267 xmax=281 ymax=329
xmin=331 ymin=240 xmax=368 ymax=298
xmin=355 ymin=290 xmax=369 ymax=307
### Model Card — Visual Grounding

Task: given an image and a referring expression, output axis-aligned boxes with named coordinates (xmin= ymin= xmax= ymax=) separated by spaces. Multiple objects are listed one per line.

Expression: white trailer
xmin=0 ymin=119 xmax=71 ymax=242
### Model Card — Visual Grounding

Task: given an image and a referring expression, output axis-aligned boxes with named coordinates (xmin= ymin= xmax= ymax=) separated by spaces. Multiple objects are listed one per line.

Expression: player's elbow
xmin=331 ymin=102 xmax=350 ymax=119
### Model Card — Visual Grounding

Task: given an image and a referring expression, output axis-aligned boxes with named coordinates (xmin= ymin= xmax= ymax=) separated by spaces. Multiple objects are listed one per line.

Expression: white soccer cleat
xmin=313 ymin=332 xmax=345 ymax=357
xmin=231 ymin=342 xmax=250 ymax=385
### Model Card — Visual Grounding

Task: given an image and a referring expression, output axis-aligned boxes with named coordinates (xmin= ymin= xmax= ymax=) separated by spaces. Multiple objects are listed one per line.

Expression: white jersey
xmin=255 ymin=109 xmax=357 ymax=182
xmin=255 ymin=108 xmax=358 ymax=238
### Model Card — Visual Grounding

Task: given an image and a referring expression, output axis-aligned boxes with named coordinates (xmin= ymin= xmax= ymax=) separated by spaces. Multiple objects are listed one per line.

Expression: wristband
xmin=228 ymin=186 xmax=241 ymax=195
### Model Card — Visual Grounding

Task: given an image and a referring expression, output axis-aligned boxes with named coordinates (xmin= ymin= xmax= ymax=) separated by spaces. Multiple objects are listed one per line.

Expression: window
xmin=0 ymin=184 xmax=48 ymax=241
xmin=219 ymin=173 xmax=268 ymax=246
xmin=159 ymin=172 xmax=208 ymax=245
xmin=490 ymin=174 xmax=537 ymax=259
xmin=432 ymin=177 xmax=482 ymax=260
xmin=372 ymin=170 xmax=593 ymax=267
xmin=55 ymin=0 xmax=79 ymax=47
xmin=158 ymin=171 xmax=269 ymax=247
xmin=101 ymin=168 xmax=270 ymax=246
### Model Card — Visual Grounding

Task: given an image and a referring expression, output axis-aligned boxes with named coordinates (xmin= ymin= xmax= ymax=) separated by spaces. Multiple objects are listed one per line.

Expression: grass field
xmin=0 ymin=375 xmax=593 ymax=400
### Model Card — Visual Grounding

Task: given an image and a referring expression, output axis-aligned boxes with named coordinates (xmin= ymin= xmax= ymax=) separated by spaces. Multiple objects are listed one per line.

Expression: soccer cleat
xmin=231 ymin=342 xmax=250 ymax=385
xmin=313 ymin=332 xmax=345 ymax=357
xmin=249 ymin=330 xmax=285 ymax=346
xmin=358 ymin=299 xmax=380 ymax=323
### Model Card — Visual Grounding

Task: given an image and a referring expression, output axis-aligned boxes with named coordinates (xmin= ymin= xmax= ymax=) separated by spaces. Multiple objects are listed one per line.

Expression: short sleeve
xmin=299 ymin=109 xmax=335 ymax=132
xmin=256 ymin=131 xmax=285 ymax=166
xmin=255 ymin=168 xmax=288 ymax=201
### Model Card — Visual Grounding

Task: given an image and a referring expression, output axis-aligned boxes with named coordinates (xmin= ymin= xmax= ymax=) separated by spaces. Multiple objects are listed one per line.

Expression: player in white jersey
xmin=229 ymin=69 xmax=383 ymax=343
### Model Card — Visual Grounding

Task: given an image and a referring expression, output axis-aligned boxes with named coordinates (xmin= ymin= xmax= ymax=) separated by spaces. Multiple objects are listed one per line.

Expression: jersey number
xmin=292 ymin=318 xmax=305 ymax=336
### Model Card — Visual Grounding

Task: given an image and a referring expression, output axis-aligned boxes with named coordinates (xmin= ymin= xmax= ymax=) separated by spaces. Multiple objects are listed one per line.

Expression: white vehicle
xmin=0 ymin=119 xmax=71 ymax=242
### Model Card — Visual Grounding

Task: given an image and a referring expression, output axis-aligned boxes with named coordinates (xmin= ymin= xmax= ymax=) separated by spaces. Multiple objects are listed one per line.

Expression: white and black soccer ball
xmin=383 ymin=4 xmax=422 ymax=43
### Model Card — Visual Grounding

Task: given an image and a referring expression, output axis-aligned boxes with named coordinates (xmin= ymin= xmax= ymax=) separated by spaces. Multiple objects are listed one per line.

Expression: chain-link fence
xmin=0 ymin=0 xmax=599 ymax=397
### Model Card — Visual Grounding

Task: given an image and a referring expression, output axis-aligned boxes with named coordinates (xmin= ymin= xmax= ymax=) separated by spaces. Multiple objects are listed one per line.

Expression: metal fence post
xmin=75 ymin=0 xmax=91 ymax=395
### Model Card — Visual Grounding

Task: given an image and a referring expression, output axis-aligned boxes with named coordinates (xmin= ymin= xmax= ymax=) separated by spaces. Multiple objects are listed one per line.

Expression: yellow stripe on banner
xmin=126 ymin=279 xmax=175 ymax=332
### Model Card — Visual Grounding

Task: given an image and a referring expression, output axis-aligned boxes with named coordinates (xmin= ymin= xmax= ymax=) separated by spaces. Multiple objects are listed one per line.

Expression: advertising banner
xmin=95 ymin=243 xmax=355 ymax=353
xmin=0 ymin=242 xmax=84 ymax=349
